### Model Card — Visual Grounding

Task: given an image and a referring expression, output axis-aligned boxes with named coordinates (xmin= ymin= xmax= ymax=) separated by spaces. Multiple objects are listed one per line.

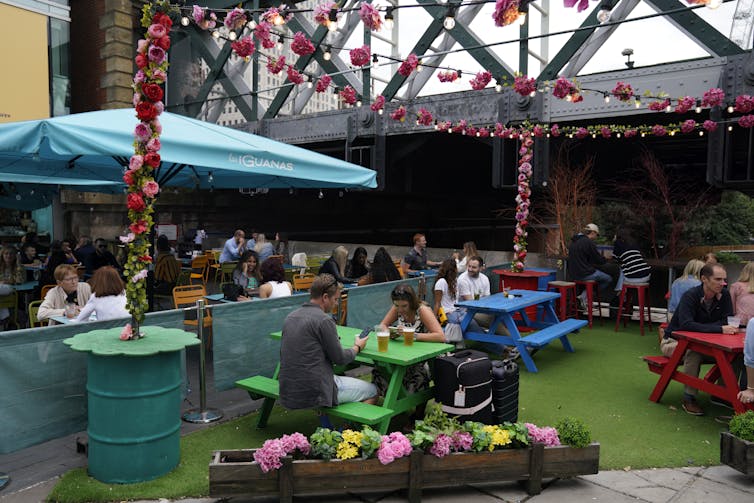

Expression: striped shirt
xmin=613 ymin=243 xmax=650 ymax=279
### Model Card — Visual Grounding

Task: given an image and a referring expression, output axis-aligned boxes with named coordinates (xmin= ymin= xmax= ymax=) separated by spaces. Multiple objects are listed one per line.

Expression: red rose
xmin=123 ymin=170 xmax=134 ymax=185
xmin=154 ymin=12 xmax=173 ymax=29
xmin=127 ymin=193 xmax=146 ymax=212
xmin=144 ymin=152 xmax=161 ymax=167
xmin=156 ymin=35 xmax=171 ymax=51
xmin=129 ymin=220 xmax=148 ymax=235
xmin=135 ymin=54 xmax=148 ymax=69
xmin=136 ymin=102 xmax=156 ymax=121
xmin=141 ymin=83 xmax=164 ymax=103
xmin=138 ymin=254 xmax=153 ymax=263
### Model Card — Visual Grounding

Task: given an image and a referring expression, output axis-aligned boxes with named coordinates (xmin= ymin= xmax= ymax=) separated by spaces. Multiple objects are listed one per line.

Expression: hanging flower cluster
xmin=512 ymin=132 xmax=533 ymax=272
xmin=437 ymin=70 xmax=460 ymax=83
xmin=370 ymin=94 xmax=386 ymax=112
xmin=513 ymin=74 xmax=537 ymax=96
xmin=493 ymin=0 xmax=521 ymax=27
xmin=291 ymin=31 xmax=315 ymax=56
xmin=314 ymin=2 xmax=338 ymax=28
xmin=359 ymin=3 xmax=382 ymax=31
xmin=126 ymin=1 xmax=175 ymax=331
xmin=390 ymin=105 xmax=407 ymax=122
xmin=398 ymin=54 xmax=419 ymax=77
xmin=469 ymin=71 xmax=492 ymax=91
xmin=340 ymin=85 xmax=357 ymax=105
xmin=416 ymin=108 xmax=434 ymax=126
xmin=315 ymin=74 xmax=332 ymax=93
xmin=349 ymin=45 xmax=371 ymax=67
xmin=611 ymin=81 xmax=634 ymax=102
xmin=192 ymin=5 xmax=216 ymax=30
xmin=231 ymin=36 xmax=255 ymax=60
xmin=224 ymin=7 xmax=247 ymax=29
xmin=552 ymin=76 xmax=582 ymax=102
xmin=563 ymin=0 xmax=591 ymax=12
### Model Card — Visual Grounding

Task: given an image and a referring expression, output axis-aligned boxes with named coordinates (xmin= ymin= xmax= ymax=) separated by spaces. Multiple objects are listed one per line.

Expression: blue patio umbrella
xmin=0 ymin=109 xmax=378 ymax=190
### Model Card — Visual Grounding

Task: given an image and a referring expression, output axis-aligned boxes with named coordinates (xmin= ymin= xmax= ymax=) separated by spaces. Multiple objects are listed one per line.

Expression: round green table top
xmin=63 ymin=326 xmax=200 ymax=356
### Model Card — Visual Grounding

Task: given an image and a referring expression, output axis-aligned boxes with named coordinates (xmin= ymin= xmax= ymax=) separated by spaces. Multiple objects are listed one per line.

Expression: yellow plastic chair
xmin=219 ymin=262 xmax=237 ymax=284
xmin=28 ymin=300 xmax=43 ymax=327
xmin=189 ymin=255 xmax=209 ymax=285
xmin=173 ymin=284 xmax=213 ymax=344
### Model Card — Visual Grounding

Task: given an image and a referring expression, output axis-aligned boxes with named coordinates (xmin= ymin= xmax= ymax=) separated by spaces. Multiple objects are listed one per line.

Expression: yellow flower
xmin=341 ymin=429 xmax=363 ymax=445
xmin=488 ymin=427 xmax=511 ymax=451
xmin=336 ymin=441 xmax=359 ymax=460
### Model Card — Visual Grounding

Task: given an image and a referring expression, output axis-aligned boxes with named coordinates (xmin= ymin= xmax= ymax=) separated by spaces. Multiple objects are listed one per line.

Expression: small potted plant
xmin=721 ymin=410 xmax=754 ymax=476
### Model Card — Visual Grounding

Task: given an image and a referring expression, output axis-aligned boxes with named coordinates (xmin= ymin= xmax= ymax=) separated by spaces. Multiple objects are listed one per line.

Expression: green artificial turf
xmin=48 ymin=321 xmax=732 ymax=502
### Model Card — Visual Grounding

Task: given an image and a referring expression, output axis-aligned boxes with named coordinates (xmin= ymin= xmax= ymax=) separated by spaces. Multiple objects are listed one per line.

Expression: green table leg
xmin=256 ymin=397 xmax=276 ymax=429
xmin=378 ymin=365 xmax=407 ymax=434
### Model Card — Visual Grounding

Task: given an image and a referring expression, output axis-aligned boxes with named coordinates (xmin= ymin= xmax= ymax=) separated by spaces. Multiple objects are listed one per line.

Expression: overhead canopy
xmin=0 ymin=109 xmax=378 ymax=192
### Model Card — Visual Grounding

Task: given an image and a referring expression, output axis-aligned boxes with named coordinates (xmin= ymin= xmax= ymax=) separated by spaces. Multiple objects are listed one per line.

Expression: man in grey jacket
xmin=279 ymin=274 xmax=376 ymax=409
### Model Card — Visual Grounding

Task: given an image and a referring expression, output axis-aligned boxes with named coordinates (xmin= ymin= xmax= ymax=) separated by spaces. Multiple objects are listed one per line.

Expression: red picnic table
xmin=644 ymin=330 xmax=754 ymax=414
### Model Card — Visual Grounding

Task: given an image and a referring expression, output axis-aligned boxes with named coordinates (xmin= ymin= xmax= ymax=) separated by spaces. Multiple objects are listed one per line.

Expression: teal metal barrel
xmin=86 ymin=351 xmax=182 ymax=483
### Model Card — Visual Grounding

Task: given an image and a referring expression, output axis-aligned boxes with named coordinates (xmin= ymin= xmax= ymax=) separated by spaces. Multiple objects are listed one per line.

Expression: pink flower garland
xmin=512 ymin=133 xmax=533 ymax=272
xmin=370 ymin=95 xmax=385 ymax=112
xmin=315 ymin=74 xmax=332 ymax=93
xmin=231 ymin=36 xmax=255 ymax=59
xmin=437 ymin=70 xmax=459 ymax=83
xmin=390 ymin=106 xmax=407 ymax=122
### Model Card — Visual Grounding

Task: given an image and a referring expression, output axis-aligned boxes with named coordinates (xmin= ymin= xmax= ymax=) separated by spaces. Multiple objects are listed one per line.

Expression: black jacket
xmin=663 ymin=284 xmax=733 ymax=338
xmin=567 ymin=234 xmax=605 ymax=280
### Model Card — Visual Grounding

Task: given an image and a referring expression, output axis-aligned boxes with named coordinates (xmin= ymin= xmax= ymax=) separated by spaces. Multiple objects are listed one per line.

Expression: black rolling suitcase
xmin=433 ymin=349 xmax=493 ymax=423
xmin=491 ymin=359 xmax=519 ymax=423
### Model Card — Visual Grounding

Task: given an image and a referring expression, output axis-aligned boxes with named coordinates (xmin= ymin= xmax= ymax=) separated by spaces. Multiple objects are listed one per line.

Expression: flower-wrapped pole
xmin=124 ymin=1 xmax=175 ymax=334
xmin=513 ymin=131 xmax=533 ymax=272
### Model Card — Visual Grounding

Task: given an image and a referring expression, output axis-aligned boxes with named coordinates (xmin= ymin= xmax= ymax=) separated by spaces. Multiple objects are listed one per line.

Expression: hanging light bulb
xmin=728 ymin=125 xmax=733 ymax=131
xmin=416 ymin=60 xmax=423 ymax=72
xmin=372 ymin=54 xmax=379 ymax=67
xmin=247 ymin=19 xmax=256 ymax=29
xmin=327 ymin=7 xmax=338 ymax=31
xmin=517 ymin=11 xmax=526 ymax=25
xmin=634 ymin=98 xmax=641 ymax=108
xmin=699 ymin=130 xmax=704 ymax=136
xmin=277 ymin=35 xmax=284 ymax=50
xmin=665 ymin=104 xmax=672 ymax=112
xmin=707 ymin=0 xmax=722 ymax=9
xmin=318 ymin=189 xmax=324 ymax=199
xmin=443 ymin=7 xmax=456 ymax=30
xmin=211 ymin=29 xmax=220 ymax=39
xmin=727 ymin=105 xmax=734 ymax=113
xmin=272 ymin=11 xmax=285 ymax=26
xmin=307 ymin=81 xmax=313 ymax=89
xmin=495 ymin=82 xmax=502 ymax=92
xmin=228 ymin=31 xmax=237 ymax=41
xmin=384 ymin=6 xmax=394 ymax=30
xmin=596 ymin=4 xmax=612 ymax=23
xmin=323 ymin=45 xmax=332 ymax=61
xmin=180 ymin=16 xmax=190 ymax=27
xmin=378 ymin=109 xmax=384 ymax=115
xmin=208 ymin=172 xmax=214 ymax=184
xmin=604 ymin=95 xmax=610 ymax=104
xmin=439 ymin=0 xmax=448 ymax=3
xmin=695 ymin=100 xmax=702 ymax=113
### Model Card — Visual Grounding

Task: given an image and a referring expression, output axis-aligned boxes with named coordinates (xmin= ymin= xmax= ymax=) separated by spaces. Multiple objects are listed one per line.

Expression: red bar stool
xmin=614 ymin=283 xmax=652 ymax=336
xmin=574 ymin=280 xmax=602 ymax=328
xmin=547 ymin=281 xmax=578 ymax=321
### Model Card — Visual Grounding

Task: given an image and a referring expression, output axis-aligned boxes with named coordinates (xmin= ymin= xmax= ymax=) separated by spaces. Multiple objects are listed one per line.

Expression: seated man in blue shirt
xmin=661 ymin=263 xmax=740 ymax=415
xmin=219 ymin=229 xmax=247 ymax=263
xmin=401 ymin=233 xmax=440 ymax=274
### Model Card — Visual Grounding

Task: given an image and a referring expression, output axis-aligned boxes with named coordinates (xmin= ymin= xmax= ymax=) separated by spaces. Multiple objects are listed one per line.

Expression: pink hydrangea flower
xmin=478 ymin=127 xmax=490 ymax=138
xmin=266 ymin=56 xmax=286 ymax=75
xmin=648 ymin=99 xmax=670 ymax=111
xmin=315 ymin=74 xmax=332 ymax=93
xmin=291 ymin=32 xmax=315 ymax=56
xmin=735 ymin=95 xmax=754 ymax=113
xmin=359 ymin=3 xmax=382 ymax=31
xmin=370 ymin=95 xmax=385 ymax=112
xmin=390 ymin=106 xmax=407 ymax=122
xmin=702 ymin=87 xmax=725 ymax=108
xmin=675 ymin=96 xmax=695 ymax=114
xmin=340 ymin=85 xmax=357 ymax=105
xmin=513 ymin=75 xmax=537 ymax=96
xmin=437 ymin=70 xmax=459 ymax=83
xmin=575 ymin=127 xmax=589 ymax=139
xmin=550 ymin=124 xmax=560 ymax=137
xmin=611 ymin=81 xmax=634 ymax=102
xmin=193 ymin=6 xmax=217 ymax=30
xmin=429 ymin=434 xmax=452 ymax=458
xmin=738 ymin=114 xmax=754 ymax=128
xmin=254 ymin=22 xmax=273 ymax=48
xmin=600 ymin=126 xmax=611 ymax=138
xmin=552 ymin=76 xmax=578 ymax=100
xmin=624 ymin=128 xmax=637 ymax=138
xmin=314 ymin=2 xmax=338 ymax=27
xmin=349 ymin=45 xmax=371 ymax=67
xmin=680 ymin=119 xmax=696 ymax=134
xmin=525 ymin=423 xmax=561 ymax=446
xmin=286 ymin=66 xmax=304 ymax=85
xmin=493 ymin=0 xmax=521 ymax=27
xmin=231 ymin=36 xmax=255 ymax=59
xmin=470 ymin=71 xmax=492 ymax=91
xmin=224 ymin=7 xmax=247 ymax=30
xmin=416 ymin=108 xmax=433 ymax=126
xmin=703 ymin=119 xmax=718 ymax=132
xmin=651 ymin=124 xmax=667 ymax=136
xmin=398 ymin=54 xmax=419 ymax=77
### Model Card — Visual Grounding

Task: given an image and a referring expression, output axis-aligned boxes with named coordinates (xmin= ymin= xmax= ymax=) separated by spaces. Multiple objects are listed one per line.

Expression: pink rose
xmin=148 ymin=45 xmax=166 ymax=64
xmin=120 ymin=324 xmax=133 ymax=341
xmin=152 ymin=119 xmax=162 ymax=134
xmin=132 ymin=93 xmax=141 ymax=107
xmin=152 ymin=69 xmax=167 ymax=83
xmin=133 ymin=70 xmax=146 ymax=84
xmin=137 ymin=39 xmax=148 ymax=54
xmin=147 ymin=23 xmax=166 ymax=39
xmin=129 ymin=155 xmax=144 ymax=170
xmin=146 ymin=137 xmax=161 ymax=152
xmin=142 ymin=180 xmax=160 ymax=198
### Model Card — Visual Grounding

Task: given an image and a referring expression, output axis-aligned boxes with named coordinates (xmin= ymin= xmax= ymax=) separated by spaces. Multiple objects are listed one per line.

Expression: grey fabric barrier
xmin=212 ymin=294 xmax=308 ymax=391
xmin=0 ymin=310 xmax=187 ymax=454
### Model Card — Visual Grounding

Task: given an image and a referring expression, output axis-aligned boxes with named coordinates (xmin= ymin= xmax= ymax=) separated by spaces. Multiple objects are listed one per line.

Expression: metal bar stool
xmin=615 ymin=283 xmax=652 ymax=336
xmin=574 ymin=280 xmax=602 ymax=328
xmin=547 ymin=281 xmax=578 ymax=321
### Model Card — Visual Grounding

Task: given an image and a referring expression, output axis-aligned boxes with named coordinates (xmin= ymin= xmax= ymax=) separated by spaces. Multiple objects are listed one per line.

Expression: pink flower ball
xmin=142 ymin=180 xmax=160 ymax=198
xmin=147 ymin=24 xmax=167 ymax=39
xmin=129 ymin=155 xmax=144 ymax=170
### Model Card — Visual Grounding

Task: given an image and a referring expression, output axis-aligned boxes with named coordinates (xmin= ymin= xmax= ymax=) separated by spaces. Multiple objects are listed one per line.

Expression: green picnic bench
xmin=236 ymin=375 xmax=394 ymax=428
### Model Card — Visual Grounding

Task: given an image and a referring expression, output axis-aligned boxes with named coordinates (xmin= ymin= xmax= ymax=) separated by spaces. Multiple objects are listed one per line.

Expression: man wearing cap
xmin=567 ymin=223 xmax=616 ymax=306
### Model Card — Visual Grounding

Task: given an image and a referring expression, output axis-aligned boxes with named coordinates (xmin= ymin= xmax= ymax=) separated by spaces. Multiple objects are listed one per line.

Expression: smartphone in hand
xmin=358 ymin=327 xmax=371 ymax=339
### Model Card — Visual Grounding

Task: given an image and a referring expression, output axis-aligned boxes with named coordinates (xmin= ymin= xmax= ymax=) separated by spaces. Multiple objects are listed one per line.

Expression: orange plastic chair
xmin=292 ymin=273 xmax=315 ymax=292
xmin=172 ymin=284 xmax=213 ymax=343
xmin=189 ymin=255 xmax=209 ymax=285
xmin=40 ymin=284 xmax=56 ymax=300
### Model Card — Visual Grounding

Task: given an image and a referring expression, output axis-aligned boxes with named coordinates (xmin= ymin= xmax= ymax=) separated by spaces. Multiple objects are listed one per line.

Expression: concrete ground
xmin=2 ymin=350 xmax=752 ymax=503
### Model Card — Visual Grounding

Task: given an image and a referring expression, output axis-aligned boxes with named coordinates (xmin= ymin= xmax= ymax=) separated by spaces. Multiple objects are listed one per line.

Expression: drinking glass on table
xmin=727 ymin=316 xmax=741 ymax=329
xmin=375 ymin=324 xmax=389 ymax=352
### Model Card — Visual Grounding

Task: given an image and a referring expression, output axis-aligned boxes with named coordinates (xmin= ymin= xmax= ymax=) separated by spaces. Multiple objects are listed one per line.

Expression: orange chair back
xmin=292 ymin=273 xmax=315 ymax=292
xmin=40 ymin=284 xmax=56 ymax=300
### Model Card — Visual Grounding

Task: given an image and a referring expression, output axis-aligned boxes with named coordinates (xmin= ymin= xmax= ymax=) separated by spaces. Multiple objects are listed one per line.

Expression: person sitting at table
xmin=737 ymin=319 xmax=754 ymax=405
xmin=359 ymin=247 xmax=400 ymax=285
xmin=318 ymin=246 xmax=355 ymax=284
xmin=568 ymin=223 xmax=619 ymax=307
xmin=0 ymin=245 xmax=25 ymax=328
xmin=73 ymin=266 xmax=129 ymax=322
xmin=38 ymin=264 xmax=92 ymax=325
xmin=452 ymin=241 xmax=478 ymax=273
xmin=254 ymin=233 xmax=275 ymax=263
xmin=457 ymin=256 xmax=508 ymax=348
xmin=233 ymin=250 xmax=262 ymax=292
xmin=374 ymin=283 xmax=445 ymax=398
xmin=730 ymin=262 xmax=754 ymax=327
xmin=401 ymin=233 xmax=441 ymax=274
xmin=259 ymin=258 xmax=293 ymax=299
xmin=279 ymin=274 xmax=376 ymax=410
xmin=434 ymin=258 xmax=482 ymax=344
xmin=90 ymin=238 xmax=121 ymax=273
xmin=662 ymin=263 xmax=740 ymax=415
xmin=219 ymin=229 xmax=247 ymax=263
xmin=20 ymin=243 xmax=41 ymax=282
xmin=74 ymin=235 xmax=95 ymax=275
xmin=346 ymin=247 xmax=369 ymax=281
xmin=154 ymin=236 xmax=181 ymax=296
xmin=61 ymin=239 xmax=77 ymax=264
xmin=668 ymin=259 xmax=704 ymax=317
xmin=273 ymin=232 xmax=290 ymax=264
xmin=613 ymin=228 xmax=651 ymax=287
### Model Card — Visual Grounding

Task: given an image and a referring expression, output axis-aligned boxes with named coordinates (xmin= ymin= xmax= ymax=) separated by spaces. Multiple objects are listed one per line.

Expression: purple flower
xmin=148 ymin=45 xmax=166 ymax=64
xmin=134 ymin=70 xmax=146 ymax=84
xmin=452 ymin=432 xmax=473 ymax=452
xmin=429 ymin=434 xmax=452 ymax=458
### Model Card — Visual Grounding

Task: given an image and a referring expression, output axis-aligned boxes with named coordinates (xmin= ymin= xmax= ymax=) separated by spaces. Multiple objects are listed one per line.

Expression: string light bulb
xmin=604 ymin=95 xmax=610 ymax=104
xmin=372 ymin=54 xmax=379 ymax=67
xmin=443 ymin=7 xmax=456 ymax=30
xmin=699 ymin=130 xmax=704 ymax=136
xmin=180 ymin=16 xmax=190 ymax=26
xmin=665 ymin=104 xmax=672 ymax=112
xmin=327 ymin=7 xmax=338 ymax=31
xmin=727 ymin=105 xmax=734 ymax=113
xmin=384 ymin=6 xmax=394 ymax=30
xmin=277 ymin=35 xmax=284 ymax=50
xmin=228 ymin=31 xmax=237 ymax=41
xmin=247 ymin=19 xmax=256 ymax=29
xmin=318 ymin=189 xmax=324 ymax=199
xmin=211 ymin=29 xmax=220 ymax=39
xmin=634 ymin=99 xmax=641 ymax=108
xmin=517 ymin=11 xmax=526 ymax=25
xmin=416 ymin=60 xmax=423 ymax=72
xmin=597 ymin=4 xmax=612 ymax=23
xmin=695 ymin=100 xmax=702 ymax=113
xmin=707 ymin=0 xmax=721 ymax=8
xmin=728 ymin=125 xmax=733 ymax=131
xmin=323 ymin=45 xmax=332 ymax=61
xmin=307 ymin=81 xmax=313 ymax=89
xmin=495 ymin=82 xmax=502 ymax=92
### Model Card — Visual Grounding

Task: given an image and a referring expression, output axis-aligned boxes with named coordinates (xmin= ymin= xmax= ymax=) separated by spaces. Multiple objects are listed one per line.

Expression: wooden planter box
xmin=209 ymin=442 xmax=600 ymax=502
xmin=720 ymin=431 xmax=754 ymax=476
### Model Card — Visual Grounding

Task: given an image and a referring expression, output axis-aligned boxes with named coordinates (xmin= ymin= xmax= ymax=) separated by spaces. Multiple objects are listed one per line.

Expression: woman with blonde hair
xmin=730 ymin=262 xmax=754 ymax=326
xmin=668 ymin=259 xmax=705 ymax=317
xmin=74 ymin=266 xmax=129 ymax=322
xmin=453 ymin=241 xmax=478 ymax=272
xmin=253 ymin=233 xmax=275 ymax=263
xmin=318 ymin=245 xmax=354 ymax=284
